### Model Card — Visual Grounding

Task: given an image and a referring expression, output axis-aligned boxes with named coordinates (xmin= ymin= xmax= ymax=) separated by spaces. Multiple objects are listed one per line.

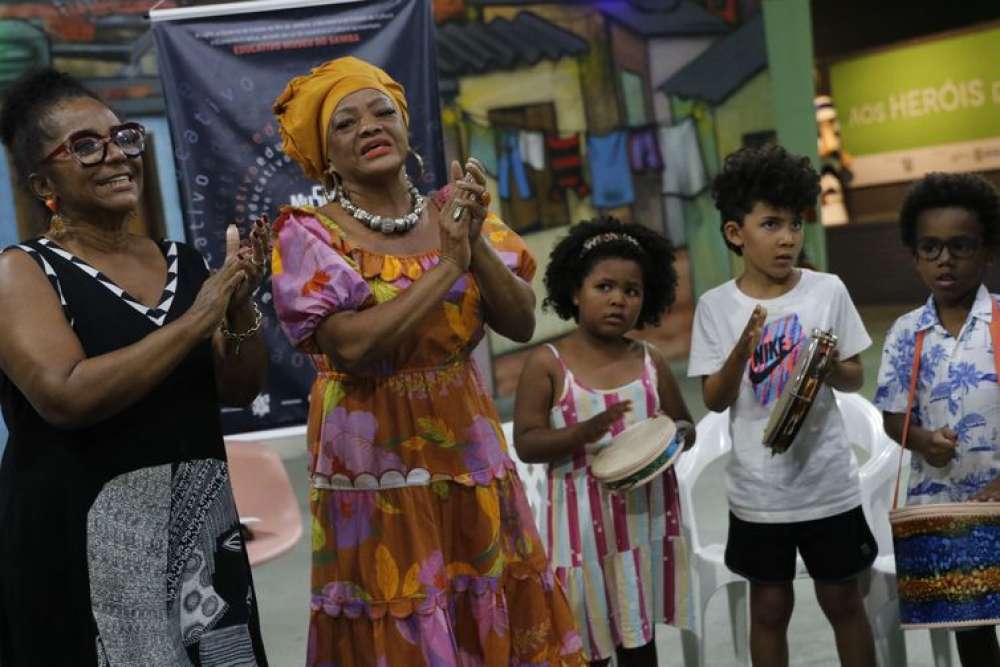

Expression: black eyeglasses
xmin=41 ymin=122 xmax=146 ymax=167
xmin=914 ymin=236 xmax=981 ymax=261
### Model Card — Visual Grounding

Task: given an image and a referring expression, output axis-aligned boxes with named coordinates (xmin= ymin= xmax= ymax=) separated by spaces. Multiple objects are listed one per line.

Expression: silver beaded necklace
xmin=338 ymin=181 xmax=427 ymax=234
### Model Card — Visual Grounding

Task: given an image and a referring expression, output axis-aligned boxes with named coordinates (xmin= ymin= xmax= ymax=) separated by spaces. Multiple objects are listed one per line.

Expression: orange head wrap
xmin=273 ymin=56 xmax=409 ymax=181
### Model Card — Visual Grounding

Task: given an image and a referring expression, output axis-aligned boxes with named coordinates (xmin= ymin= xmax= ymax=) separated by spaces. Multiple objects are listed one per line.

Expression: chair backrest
xmin=675 ymin=392 xmax=901 ymax=557
xmin=837 ymin=391 xmax=904 ymax=556
xmin=501 ymin=421 xmax=549 ymax=536
xmin=225 ymin=441 xmax=303 ymax=566
xmin=674 ymin=408 xmax=732 ymax=553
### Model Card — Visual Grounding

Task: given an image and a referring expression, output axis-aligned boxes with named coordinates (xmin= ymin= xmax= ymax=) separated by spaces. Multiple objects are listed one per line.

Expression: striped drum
xmin=891 ymin=502 xmax=1000 ymax=629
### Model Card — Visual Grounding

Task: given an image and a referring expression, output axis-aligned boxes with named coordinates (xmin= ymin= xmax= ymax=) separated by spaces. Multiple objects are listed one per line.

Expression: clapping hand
xmin=737 ymin=305 xmax=767 ymax=361
xmin=448 ymin=159 xmax=490 ymax=243
xmin=226 ymin=214 xmax=270 ymax=312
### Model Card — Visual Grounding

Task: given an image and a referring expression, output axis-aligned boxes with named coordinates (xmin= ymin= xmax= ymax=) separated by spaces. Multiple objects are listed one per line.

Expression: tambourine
xmin=762 ymin=329 xmax=838 ymax=454
xmin=591 ymin=415 xmax=690 ymax=492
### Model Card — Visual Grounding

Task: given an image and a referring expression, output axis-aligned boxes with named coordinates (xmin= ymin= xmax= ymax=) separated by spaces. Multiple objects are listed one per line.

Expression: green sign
xmin=830 ymin=24 xmax=1000 ymax=155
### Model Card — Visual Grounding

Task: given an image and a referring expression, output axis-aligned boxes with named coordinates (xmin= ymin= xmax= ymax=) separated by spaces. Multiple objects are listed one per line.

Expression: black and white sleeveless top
xmin=0 ymin=238 xmax=268 ymax=666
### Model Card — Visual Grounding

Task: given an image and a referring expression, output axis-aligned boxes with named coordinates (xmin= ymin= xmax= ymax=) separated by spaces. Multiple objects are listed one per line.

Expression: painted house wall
xmin=456 ymin=58 xmax=595 ymax=225
xmin=667 ymin=70 xmax=780 ymax=298
xmin=609 ymin=20 xmax=667 ymax=235
xmin=482 ymin=5 xmax=621 ymax=133
xmin=456 ymin=59 xmax=591 ymax=356
xmin=648 ymin=36 xmax=717 ymax=124
xmin=713 ymin=70 xmax=775 ymax=166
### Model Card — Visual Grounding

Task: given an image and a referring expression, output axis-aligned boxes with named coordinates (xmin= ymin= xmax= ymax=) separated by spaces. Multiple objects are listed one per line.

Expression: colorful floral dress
xmin=271 ymin=206 xmax=584 ymax=667
xmin=544 ymin=343 xmax=692 ymax=661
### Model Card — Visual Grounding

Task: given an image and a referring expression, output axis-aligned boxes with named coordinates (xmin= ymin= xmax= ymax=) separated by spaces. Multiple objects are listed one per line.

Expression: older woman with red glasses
xmin=0 ymin=68 xmax=270 ymax=664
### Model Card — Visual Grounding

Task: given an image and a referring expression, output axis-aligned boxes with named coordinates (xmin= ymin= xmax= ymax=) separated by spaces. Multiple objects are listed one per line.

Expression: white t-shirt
xmin=687 ymin=269 xmax=872 ymax=523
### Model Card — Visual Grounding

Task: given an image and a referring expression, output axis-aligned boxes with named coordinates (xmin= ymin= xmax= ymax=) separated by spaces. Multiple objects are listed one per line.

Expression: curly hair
xmin=899 ymin=172 xmax=1000 ymax=250
xmin=0 ymin=68 xmax=101 ymax=197
xmin=711 ymin=144 xmax=820 ymax=255
xmin=543 ymin=217 xmax=677 ymax=329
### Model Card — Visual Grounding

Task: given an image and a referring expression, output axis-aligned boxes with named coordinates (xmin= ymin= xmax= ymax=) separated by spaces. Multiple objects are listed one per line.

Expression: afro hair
xmin=711 ymin=143 xmax=820 ymax=254
xmin=899 ymin=172 xmax=1000 ymax=251
xmin=543 ymin=217 xmax=677 ymax=329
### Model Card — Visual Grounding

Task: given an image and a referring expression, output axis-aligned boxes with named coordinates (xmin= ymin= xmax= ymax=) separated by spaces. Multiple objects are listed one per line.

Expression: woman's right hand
xmin=438 ymin=161 xmax=474 ymax=272
xmin=187 ymin=256 xmax=249 ymax=338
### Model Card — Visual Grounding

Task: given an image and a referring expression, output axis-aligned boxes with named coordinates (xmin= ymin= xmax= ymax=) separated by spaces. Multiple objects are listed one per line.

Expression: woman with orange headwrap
xmin=270 ymin=57 xmax=584 ymax=666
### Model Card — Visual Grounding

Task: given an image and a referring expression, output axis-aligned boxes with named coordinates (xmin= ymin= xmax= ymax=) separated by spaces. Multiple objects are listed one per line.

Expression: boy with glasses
xmin=875 ymin=171 xmax=1000 ymax=666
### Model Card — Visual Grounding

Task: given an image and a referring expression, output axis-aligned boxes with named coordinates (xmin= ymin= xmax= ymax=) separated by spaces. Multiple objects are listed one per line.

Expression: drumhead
xmin=592 ymin=415 xmax=678 ymax=482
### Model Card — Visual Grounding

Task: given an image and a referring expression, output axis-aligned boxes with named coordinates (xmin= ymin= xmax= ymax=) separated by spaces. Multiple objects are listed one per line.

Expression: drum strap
xmin=893 ymin=297 xmax=1000 ymax=509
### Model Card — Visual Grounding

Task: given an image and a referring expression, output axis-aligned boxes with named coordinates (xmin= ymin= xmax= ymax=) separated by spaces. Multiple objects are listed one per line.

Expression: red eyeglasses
xmin=41 ymin=122 xmax=146 ymax=167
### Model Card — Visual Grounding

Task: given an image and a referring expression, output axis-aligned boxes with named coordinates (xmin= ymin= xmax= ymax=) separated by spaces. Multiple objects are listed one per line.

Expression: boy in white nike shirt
xmin=688 ymin=144 xmax=877 ymax=667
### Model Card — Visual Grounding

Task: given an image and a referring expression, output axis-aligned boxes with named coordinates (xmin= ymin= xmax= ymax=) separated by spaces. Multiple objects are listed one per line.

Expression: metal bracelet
xmin=219 ymin=301 xmax=263 ymax=355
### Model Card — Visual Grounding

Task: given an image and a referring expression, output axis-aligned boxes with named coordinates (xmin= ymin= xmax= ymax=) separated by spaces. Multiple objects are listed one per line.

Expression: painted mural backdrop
xmin=0 ymin=0 xmax=772 ymax=415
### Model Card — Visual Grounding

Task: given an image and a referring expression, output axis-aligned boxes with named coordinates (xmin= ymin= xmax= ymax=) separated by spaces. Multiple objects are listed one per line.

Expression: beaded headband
xmin=580 ymin=231 xmax=641 ymax=258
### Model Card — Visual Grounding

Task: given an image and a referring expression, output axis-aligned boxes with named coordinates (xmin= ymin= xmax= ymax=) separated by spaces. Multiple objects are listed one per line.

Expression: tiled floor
xmin=250 ymin=304 xmax=965 ymax=665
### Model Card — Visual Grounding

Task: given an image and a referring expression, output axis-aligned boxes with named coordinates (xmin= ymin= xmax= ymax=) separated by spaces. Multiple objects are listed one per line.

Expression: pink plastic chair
xmin=225 ymin=441 xmax=303 ymax=567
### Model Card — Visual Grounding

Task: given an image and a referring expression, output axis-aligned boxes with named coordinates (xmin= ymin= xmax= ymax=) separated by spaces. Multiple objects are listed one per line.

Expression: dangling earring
xmin=408 ymin=148 xmax=425 ymax=180
xmin=45 ymin=197 xmax=66 ymax=237
xmin=323 ymin=166 xmax=340 ymax=202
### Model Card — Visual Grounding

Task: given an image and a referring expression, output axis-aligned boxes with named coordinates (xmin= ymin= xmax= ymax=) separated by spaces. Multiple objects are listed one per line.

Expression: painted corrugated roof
xmin=436 ymin=11 xmax=589 ymax=79
xmin=658 ymin=12 xmax=765 ymax=105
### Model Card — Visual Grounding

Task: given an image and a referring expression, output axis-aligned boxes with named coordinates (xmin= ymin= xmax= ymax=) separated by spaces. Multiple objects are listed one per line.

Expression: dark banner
xmin=152 ymin=0 xmax=444 ymax=433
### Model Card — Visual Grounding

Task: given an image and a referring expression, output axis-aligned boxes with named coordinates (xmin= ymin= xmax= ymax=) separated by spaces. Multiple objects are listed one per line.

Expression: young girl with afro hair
xmin=513 ymin=217 xmax=696 ymax=666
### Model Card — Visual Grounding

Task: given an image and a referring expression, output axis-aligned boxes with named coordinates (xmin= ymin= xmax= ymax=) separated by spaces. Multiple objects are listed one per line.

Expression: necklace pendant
xmin=338 ymin=182 xmax=424 ymax=235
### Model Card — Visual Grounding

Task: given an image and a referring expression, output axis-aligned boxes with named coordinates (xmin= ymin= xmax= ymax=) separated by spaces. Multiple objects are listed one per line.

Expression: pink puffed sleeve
xmin=271 ymin=211 xmax=372 ymax=349
xmin=482 ymin=214 xmax=537 ymax=282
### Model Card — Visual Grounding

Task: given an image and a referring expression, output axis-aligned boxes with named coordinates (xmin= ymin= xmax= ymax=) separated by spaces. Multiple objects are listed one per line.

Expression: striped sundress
xmin=544 ymin=343 xmax=692 ymax=661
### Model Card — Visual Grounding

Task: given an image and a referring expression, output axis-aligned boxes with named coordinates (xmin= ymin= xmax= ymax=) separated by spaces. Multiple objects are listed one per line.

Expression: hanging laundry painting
xmin=628 ymin=125 xmax=664 ymax=173
xmin=587 ymin=131 xmax=635 ymax=209
xmin=546 ymin=133 xmax=590 ymax=202
xmin=497 ymin=130 xmax=533 ymax=200
xmin=659 ymin=118 xmax=707 ymax=198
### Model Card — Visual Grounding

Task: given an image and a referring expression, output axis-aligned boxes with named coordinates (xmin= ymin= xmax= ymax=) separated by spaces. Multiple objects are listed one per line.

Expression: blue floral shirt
xmin=874 ymin=285 xmax=1000 ymax=504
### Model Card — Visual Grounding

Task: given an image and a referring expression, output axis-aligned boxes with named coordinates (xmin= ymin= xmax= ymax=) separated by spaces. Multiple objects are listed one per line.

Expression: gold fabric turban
xmin=273 ymin=56 xmax=409 ymax=181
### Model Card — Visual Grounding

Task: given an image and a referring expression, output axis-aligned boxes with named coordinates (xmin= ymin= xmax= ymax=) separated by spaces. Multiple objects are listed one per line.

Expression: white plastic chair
xmin=673 ymin=407 xmax=750 ymax=666
xmin=501 ymin=421 xmax=549 ymax=535
xmin=673 ymin=391 xmax=942 ymax=667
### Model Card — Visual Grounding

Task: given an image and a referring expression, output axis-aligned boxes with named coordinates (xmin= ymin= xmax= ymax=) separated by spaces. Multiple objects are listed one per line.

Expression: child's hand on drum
xmin=974 ymin=476 xmax=1000 ymax=502
xmin=823 ymin=348 xmax=841 ymax=378
xmin=579 ymin=400 xmax=632 ymax=444
xmin=921 ymin=427 xmax=958 ymax=468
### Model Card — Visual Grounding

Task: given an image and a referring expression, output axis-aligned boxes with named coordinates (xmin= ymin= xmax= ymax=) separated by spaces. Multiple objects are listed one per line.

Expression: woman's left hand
xmin=227 ymin=214 xmax=271 ymax=312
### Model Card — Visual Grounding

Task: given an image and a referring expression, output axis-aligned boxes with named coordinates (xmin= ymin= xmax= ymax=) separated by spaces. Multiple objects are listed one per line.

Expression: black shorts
xmin=724 ymin=506 xmax=877 ymax=583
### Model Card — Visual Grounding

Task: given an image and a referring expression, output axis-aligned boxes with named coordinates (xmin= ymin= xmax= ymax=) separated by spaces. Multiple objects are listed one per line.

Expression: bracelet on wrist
xmin=219 ymin=301 xmax=262 ymax=355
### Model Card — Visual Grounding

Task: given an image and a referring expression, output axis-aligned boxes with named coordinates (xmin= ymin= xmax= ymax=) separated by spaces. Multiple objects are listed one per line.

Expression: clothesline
xmin=457 ymin=108 xmax=697 ymax=138
xmin=455 ymin=109 xmax=710 ymax=204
